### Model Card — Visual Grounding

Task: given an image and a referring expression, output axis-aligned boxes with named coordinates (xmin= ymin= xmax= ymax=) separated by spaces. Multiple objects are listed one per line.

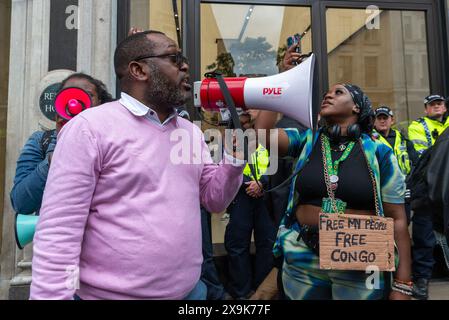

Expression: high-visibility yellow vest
xmin=243 ymin=145 xmax=269 ymax=181
xmin=408 ymin=117 xmax=446 ymax=155
xmin=375 ymin=129 xmax=411 ymax=175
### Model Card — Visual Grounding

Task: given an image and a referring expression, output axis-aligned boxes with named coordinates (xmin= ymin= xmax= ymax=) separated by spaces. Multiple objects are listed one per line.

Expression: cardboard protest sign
xmin=319 ymin=213 xmax=395 ymax=272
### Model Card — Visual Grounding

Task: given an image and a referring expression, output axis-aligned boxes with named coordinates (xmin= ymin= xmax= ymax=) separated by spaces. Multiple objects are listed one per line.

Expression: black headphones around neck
xmin=326 ymin=123 xmax=362 ymax=142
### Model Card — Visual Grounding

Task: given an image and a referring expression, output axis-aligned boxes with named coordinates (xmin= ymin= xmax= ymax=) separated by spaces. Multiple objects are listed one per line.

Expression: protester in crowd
xmin=224 ymin=110 xmax=276 ymax=300
xmin=425 ymin=127 xmax=449 ymax=271
xmin=10 ymin=73 xmax=113 ymax=215
xmin=373 ymin=106 xmax=418 ymax=224
xmin=251 ymin=43 xmax=411 ymax=300
xmin=408 ymin=94 xmax=447 ymax=300
xmin=30 ymin=30 xmax=245 ymax=300
xmin=407 ymin=126 xmax=449 ymax=297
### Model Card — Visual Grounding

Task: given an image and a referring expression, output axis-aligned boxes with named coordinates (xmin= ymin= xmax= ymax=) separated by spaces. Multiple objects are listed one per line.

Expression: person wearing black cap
xmin=408 ymin=94 xmax=447 ymax=300
xmin=373 ymin=106 xmax=418 ymax=227
xmin=408 ymin=95 xmax=447 ymax=155
xmin=373 ymin=106 xmax=418 ymax=177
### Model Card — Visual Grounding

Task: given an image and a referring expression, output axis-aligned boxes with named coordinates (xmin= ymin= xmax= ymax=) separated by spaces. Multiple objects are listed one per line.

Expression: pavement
xmin=428 ymin=279 xmax=449 ymax=300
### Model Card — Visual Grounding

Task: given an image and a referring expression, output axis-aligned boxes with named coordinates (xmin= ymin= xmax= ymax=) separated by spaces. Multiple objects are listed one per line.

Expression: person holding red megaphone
xmin=11 ymin=73 xmax=112 ymax=224
xmin=55 ymin=87 xmax=93 ymax=121
xmin=247 ymin=44 xmax=412 ymax=300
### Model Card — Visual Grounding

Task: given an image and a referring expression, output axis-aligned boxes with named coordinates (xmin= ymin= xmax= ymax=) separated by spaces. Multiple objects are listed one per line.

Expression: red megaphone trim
xmin=200 ymin=78 xmax=247 ymax=110
xmin=54 ymin=87 xmax=93 ymax=121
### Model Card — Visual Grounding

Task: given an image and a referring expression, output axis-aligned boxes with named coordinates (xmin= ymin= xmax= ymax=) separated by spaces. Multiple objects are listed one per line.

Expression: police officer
xmin=408 ymin=94 xmax=447 ymax=300
xmin=408 ymin=95 xmax=447 ymax=155
xmin=374 ymin=106 xmax=418 ymax=176
xmin=373 ymin=106 xmax=418 ymax=228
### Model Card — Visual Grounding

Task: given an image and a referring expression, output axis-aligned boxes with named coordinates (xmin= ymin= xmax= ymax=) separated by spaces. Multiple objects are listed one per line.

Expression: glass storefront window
xmin=326 ymin=8 xmax=430 ymax=129
xmin=201 ymin=4 xmax=311 ymax=78
xmin=129 ymin=0 xmax=182 ymax=47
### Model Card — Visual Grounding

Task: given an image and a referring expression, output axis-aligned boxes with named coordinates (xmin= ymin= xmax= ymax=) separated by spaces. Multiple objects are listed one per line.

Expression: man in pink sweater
xmin=30 ymin=31 xmax=245 ymax=300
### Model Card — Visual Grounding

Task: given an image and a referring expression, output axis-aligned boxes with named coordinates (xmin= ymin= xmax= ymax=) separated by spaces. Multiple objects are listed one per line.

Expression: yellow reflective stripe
xmin=393 ymin=130 xmax=411 ymax=175
xmin=411 ymin=139 xmax=429 ymax=145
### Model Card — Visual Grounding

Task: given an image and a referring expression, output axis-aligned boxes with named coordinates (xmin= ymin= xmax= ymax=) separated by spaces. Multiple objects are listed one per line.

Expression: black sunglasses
xmin=134 ymin=52 xmax=188 ymax=68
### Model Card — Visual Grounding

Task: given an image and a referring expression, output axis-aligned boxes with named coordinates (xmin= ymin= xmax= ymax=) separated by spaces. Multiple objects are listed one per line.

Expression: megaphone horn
xmin=194 ymin=53 xmax=317 ymax=129
xmin=54 ymin=87 xmax=93 ymax=121
xmin=14 ymin=214 xmax=39 ymax=249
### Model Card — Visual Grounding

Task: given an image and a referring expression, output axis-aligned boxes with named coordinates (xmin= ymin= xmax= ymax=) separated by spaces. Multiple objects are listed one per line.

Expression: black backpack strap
xmin=40 ymin=129 xmax=56 ymax=156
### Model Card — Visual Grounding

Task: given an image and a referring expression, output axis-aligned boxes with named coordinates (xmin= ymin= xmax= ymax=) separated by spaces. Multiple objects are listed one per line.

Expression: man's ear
xmin=128 ymin=61 xmax=149 ymax=82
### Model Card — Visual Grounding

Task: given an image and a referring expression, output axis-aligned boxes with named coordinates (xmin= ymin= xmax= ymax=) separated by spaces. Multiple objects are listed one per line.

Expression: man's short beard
xmin=144 ymin=62 xmax=190 ymax=107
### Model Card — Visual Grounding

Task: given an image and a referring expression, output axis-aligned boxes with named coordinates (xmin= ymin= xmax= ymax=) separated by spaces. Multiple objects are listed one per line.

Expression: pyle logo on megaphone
xmin=194 ymin=54 xmax=317 ymax=129
xmin=263 ymin=87 xmax=283 ymax=96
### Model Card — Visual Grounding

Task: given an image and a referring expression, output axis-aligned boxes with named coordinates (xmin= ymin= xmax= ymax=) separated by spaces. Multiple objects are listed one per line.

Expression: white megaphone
xmin=194 ymin=53 xmax=317 ymax=129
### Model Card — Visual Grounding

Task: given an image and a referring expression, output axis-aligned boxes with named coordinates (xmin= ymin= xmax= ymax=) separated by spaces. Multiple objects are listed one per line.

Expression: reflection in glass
xmin=201 ymin=4 xmax=311 ymax=78
xmin=327 ymin=9 xmax=430 ymax=127
xmin=130 ymin=0 xmax=182 ymax=47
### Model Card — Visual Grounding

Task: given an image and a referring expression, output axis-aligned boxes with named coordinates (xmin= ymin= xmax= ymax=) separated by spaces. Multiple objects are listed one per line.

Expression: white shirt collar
xmin=119 ymin=92 xmax=177 ymax=126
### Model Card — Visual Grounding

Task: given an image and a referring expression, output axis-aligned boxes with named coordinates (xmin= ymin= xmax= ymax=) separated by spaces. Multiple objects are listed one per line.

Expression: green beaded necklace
xmin=322 ymin=134 xmax=356 ymax=191
xmin=320 ymin=134 xmax=358 ymax=214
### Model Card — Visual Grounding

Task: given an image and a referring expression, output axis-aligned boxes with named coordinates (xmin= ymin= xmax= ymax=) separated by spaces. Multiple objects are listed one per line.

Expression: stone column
xmin=78 ymin=0 xmax=117 ymax=97
xmin=0 ymin=0 xmax=50 ymax=300
xmin=0 ymin=0 xmax=118 ymax=299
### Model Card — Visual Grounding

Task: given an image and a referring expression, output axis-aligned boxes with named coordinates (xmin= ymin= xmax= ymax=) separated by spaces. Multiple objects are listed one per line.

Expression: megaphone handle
xmin=214 ymin=74 xmax=241 ymax=131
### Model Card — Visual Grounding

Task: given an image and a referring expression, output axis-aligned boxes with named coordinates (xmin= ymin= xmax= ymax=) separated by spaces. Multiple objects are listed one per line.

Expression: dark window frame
xmin=116 ymin=0 xmax=131 ymax=97
xmin=117 ymin=0 xmax=447 ymax=113
xmin=442 ymin=0 xmax=449 ymax=96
